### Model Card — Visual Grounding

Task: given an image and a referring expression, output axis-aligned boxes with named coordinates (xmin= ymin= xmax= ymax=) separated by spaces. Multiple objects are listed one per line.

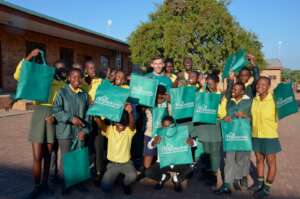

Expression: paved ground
xmin=0 ymin=105 xmax=300 ymax=199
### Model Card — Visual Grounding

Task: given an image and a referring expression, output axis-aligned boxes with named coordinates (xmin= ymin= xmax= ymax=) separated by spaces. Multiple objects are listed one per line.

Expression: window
xmin=59 ymin=47 xmax=74 ymax=68
xmin=26 ymin=41 xmax=46 ymax=64
xmin=100 ymin=56 xmax=109 ymax=68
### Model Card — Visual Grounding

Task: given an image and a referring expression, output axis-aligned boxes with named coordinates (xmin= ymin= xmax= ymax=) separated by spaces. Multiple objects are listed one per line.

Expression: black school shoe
xmin=25 ymin=185 xmax=42 ymax=199
xmin=253 ymin=188 xmax=270 ymax=199
xmin=171 ymin=178 xmax=183 ymax=193
xmin=40 ymin=183 xmax=54 ymax=196
xmin=154 ymin=173 xmax=171 ymax=190
xmin=214 ymin=185 xmax=232 ymax=195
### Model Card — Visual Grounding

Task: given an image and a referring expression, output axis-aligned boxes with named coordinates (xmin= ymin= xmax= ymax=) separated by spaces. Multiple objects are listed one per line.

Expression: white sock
xmin=173 ymin=174 xmax=179 ymax=182
xmin=161 ymin=174 xmax=167 ymax=181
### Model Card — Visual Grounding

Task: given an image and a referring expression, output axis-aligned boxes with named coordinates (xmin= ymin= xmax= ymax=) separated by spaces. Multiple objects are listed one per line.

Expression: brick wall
xmin=261 ymin=69 xmax=282 ymax=91
xmin=0 ymin=24 xmax=130 ymax=92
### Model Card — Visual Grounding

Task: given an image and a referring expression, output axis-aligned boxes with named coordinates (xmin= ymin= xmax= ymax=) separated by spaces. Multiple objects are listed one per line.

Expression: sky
xmin=4 ymin=0 xmax=300 ymax=69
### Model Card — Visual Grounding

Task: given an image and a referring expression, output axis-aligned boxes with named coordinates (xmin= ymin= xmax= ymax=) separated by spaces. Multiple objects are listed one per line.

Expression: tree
xmin=128 ymin=0 xmax=265 ymax=71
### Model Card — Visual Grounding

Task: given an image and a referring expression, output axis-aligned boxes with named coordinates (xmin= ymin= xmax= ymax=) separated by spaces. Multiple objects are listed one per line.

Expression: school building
xmin=0 ymin=1 xmax=131 ymax=93
xmin=261 ymin=58 xmax=283 ymax=90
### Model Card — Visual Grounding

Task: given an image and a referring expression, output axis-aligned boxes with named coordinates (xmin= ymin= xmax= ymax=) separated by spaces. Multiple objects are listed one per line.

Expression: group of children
xmin=15 ymin=49 xmax=281 ymax=199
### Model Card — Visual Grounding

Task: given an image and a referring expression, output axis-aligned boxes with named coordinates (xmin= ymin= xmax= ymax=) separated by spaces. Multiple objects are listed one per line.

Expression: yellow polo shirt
xmin=251 ymin=93 xmax=278 ymax=138
xmin=103 ymin=125 xmax=136 ymax=163
xmin=81 ymin=78 xmax=102 ymax=103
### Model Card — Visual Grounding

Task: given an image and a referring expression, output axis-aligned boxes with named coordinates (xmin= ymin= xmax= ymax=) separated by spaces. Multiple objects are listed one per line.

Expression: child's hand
xmin=229 ymin=71 xmax=235 ymax=81
xmin=45 ymin=115 xmax=55 ymax=124
xmin=124 ymin=103 xmax=133 ymax=113
xmin=78 ymin=132 xmax=85 ymax=141
xmin=224 ymin=116 xmax=232 ymax=122
xmin=235 ymin=112 xmax=246 ymax=118
xmin=165 ymin=94 xmax=171 ymax=102
xmin=71 ymin=117 xmax=85 ymax=127
xmin=186 ymin=138 xmax=194 ymax=147
xmin=26 ymin=49 xmax=40 ymax=60
xmin=247 ymin=54 xmax=256 ymax=66
xmin=152 ymin=136 xmax=161 ymax=146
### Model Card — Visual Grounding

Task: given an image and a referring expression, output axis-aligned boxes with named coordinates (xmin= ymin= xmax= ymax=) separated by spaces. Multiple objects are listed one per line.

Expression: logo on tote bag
xmin=174 ymin=101 xmax=194 ymax=110
xmin=195 ymin=105 xmax=216 ymax=114
xmin=276 ymin=96 xmax=293 ymax=108
xmin=94 ymin=96 xmax=122 ymax=109
xmin=131 ymin=86 xmax=154 ymax=97
xmin=225 ymin=132 xmax=249 ymax=142
xmin=160 ymin=143 xmax=190 ymax=155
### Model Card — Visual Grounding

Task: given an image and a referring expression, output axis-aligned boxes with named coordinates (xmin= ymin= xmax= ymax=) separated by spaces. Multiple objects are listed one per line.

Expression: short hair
xmin=162 ymin=115 xmax=174 ymax=125
xmin=206 ymin=72 xmax=220 ymax=83
xmin=68 ymin=67 xmax=82 ymax=77
xmin=84 ymin=60 xmax=95 ymax=68
xmin=151 ymin=55 xmax=164 ymax=63
xmin=54 ymin=60 xmax=65 ymax=67
xmin=183 ymin=57 xmax=192 ymax=62
xmin=157 ymin=85 xmax=167 ymax=95
xmin=239 ymin=67 xmax=251 ymax=74
xmin=234 ymin=81 xmax=246 ymax=91
xmin=165 ymin=58 xmax=174 ymax=64
xmin=258 ymin=76 xmax=271 ymax=85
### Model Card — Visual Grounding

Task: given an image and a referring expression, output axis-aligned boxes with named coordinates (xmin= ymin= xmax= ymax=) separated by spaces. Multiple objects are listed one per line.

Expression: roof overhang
xmin=0 ymin=2 xmax=130 ymax=53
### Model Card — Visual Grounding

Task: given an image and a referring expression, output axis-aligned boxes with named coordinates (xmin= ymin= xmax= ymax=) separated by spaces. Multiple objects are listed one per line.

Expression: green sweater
xmin=53 ymin=85 xmax=90 ymax=139
xmin=225 ymin=96 xmax=252 ymax=118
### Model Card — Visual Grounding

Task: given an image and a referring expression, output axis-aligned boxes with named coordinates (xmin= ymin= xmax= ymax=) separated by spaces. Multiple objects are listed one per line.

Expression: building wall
xmin=0 ymin=24 xmax=130 ymax=92
xmin=261 ymin=69 xmax=282 ymax=90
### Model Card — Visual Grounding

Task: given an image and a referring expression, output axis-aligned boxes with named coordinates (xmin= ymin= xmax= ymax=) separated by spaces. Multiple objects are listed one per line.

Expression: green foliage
xmin=128 ymin=0 xmax=265 ymax=71
xmin=282 ymin=69 xmax=300 ymax=83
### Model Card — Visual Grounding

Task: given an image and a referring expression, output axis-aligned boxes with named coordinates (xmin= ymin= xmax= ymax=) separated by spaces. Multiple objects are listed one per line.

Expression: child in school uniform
xmin=13 ymin=49 xmax=66 ymax=199
xmin=216 ymin=82 xmax=252 ymax=194
xmin=191 ymin=72 xmax=223 ymax=189
xmin=141 ymin=85 xmax=170 ymax=172
xmin=80 ymin=60 xmax=105 ymax=184
xmin=52 ymin=68 xmax=90 ymax=191
xmin=251 ymin=77 xmax=281 ymax=199
xmin=227 ymin=54 xmax=260 ymax=98
xmin=165 ymin=58 xmax=177 ymax=84
xmin=145 ymin=116 xmax=196 ymax=192
xmin=94 ymin=103 xmax=137 ymax=195
xmin=113 ymin=70 xmax=129 ymax=88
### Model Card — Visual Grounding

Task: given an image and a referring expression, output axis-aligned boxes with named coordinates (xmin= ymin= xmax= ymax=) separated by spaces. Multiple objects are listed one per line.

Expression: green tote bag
xmin=274 ymin=82 xmax=298 ymax=120
xmin=170 ymin=86 xmax=196 ymax=120
xmin=157 ymin=125 xmax=193 ymax=168
xmin=152 ymin=107 xmax=168 ymax=136
xmin=222 ymin=49 xmax=249 ymax=79
xmin=221 ymin=119 xmax=252 ymax=152
xmin=15 ymin=51 xmax=55 ymax=102
xmin=129 ymin=73 xmax=159 ymax=107
xmin=63 ymin=139 xmax=91 ymax=188
xmin=87 ymin=80 xmax=129 ymax=122
xmin=193 ymin=91 xmax=221 ymax=124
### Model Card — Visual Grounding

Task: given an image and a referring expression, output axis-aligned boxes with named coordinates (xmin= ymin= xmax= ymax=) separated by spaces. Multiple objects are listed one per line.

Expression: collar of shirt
xmin=254 ymin=92 xmax=273 ymax=102
xmin=69 ymin=84 xmax=82 ymax=94
xmin=231 ymin=94 xmax=250 ymax=104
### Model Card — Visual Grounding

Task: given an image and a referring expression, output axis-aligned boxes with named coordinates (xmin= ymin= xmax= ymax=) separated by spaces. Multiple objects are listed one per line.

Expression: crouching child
xmin=94 ymin=103 xmax=137 ymax=195
xmin=145 ymin=116 xmax=196 ymax=192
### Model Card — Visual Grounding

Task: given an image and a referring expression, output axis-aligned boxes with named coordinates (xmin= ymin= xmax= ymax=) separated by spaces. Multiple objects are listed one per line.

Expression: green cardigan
xmin=53 ymin=85 xmax=90 ymax=139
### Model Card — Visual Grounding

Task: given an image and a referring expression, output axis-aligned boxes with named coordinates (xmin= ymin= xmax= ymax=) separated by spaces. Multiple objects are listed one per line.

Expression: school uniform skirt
xmin=252 ymin=138 xmax=281 ymax=155
xmin=28 ymin=106 xmax=55 ymax=144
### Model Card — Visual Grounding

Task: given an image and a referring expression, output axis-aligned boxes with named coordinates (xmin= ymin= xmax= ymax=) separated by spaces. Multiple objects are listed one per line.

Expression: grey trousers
xmin=224 ymin=152 xmax=250 ymax=184
xmin=101 ymin=161 xmax=137 ymax=192
xmin=58 ymin=139 xmax=72 ymax=178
